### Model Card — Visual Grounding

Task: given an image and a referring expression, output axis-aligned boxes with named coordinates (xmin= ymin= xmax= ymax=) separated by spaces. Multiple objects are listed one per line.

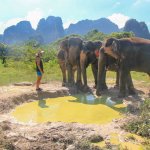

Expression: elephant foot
xmin=128 ymin=89 xmax=136 ymax=95
xmin=82 ymin=85 xmax=90 ymax=92
xmin=76 ymin=82 xmax=82 ymax=88
xmin=93 ymin=84 xmax=97 ymax=89
xmin=102 ymin=84 xmax=108 ymax=90
xmin=96 ymin=90 xmax=101 ymax=96
xmin=118 ymin=92 xmax=126 ymax=98
xmin=114 ymin=84 xmax=119 ymax=89
xmin=67 ymin=82 xmax=75 ymax=87
xmin=62 ymin=82 xmax=67 ymax=87
xmin=99 ymin=85 xmax=108 ymax=91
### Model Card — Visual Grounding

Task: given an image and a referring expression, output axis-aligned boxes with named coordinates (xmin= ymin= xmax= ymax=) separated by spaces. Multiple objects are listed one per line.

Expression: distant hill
xmin=123 ymin=19 xmax=150 ymax=39
xmin=65 ymin=18 xmax=119 ymax=35
xmin=3 ymin=21 xmax=35 ymax=45
xmin=36 ymin=16 xmax=65 ymax=44
xmin=1 ymin=16 xmax=150 ymax=45
xmin=0 ymin=35 xmax=3 ymax=43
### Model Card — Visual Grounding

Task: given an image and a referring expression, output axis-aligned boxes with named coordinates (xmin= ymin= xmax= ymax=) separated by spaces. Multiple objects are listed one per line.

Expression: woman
xmin=35 ymin=51 xmax=44 ymax=91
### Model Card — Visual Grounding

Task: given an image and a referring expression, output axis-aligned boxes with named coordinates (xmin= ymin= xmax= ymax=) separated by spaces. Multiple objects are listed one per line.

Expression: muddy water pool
xmin=12 ymin=94 xmax=126 ymax=124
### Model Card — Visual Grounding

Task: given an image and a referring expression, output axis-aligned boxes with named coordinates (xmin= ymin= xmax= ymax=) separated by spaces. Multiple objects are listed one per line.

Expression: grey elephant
xmin=57 ymin=48 xmax=76 ymax=86
xmin=80 ymin=41 xmax=102 ymax=90
xmin=103 ymin=37 xmax=150 ymax=97
xmin=58 ymin=37 xmax=83 ymax=87
xmin=96 ymin=47 xmax=122 ymax=96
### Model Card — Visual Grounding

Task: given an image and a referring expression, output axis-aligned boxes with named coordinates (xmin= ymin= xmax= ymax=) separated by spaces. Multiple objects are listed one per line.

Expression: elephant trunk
xmin=96 ymin=50 xmax=107 ymax=95
xmin=80 ymin=51 xmax=88 ymax=87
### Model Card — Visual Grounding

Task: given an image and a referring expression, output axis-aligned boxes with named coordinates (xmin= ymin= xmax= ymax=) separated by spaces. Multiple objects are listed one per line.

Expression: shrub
xmin=123 ymin=99 xmax=150 ymax=137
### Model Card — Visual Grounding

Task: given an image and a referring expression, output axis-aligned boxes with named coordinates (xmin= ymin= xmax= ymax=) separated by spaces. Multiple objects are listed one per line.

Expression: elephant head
xmin=60 ymin=39 xmax=68 ymax=51
xmin=81 ymin=41 xmax=102 ymax=65
xmin=104 ymin=38 xmax=120 ymax=59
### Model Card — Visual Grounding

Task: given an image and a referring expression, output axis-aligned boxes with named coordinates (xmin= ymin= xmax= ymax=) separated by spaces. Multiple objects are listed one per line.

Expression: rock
xmin=66 ymin=145 xmax=75 ymax=150
xmin=36 ymin=16 xmax=64 ymax=44
xmin=124 ymin=19 xmax=150 ymax=39
xmin=3 ymin=21 xmax=35 ymax=44
xmin=13 ymin=82 xmax=33 ymax=86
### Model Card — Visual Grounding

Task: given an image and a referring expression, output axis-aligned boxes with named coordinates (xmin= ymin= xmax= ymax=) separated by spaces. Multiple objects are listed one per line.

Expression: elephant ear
xmin=112 ymin=40 xmax=120 ymax=52
xmin=94 ymin=41 xmax=102 ymax=50
xmin=60 ymin=39 xmax=68 ymax=50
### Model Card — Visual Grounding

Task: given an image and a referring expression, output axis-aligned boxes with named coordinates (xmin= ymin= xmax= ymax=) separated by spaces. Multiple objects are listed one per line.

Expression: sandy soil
xmin=0 ymin=80 xmax=149 ymax=150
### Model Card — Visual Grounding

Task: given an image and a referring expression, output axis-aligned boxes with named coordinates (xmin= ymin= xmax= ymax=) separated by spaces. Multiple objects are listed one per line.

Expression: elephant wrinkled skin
xmin=80 ymin=41 xmax=102 ymax=90
xmin=96 ymin=47 xmax=121 ymax=96
xmin=103 ymin=37 xmax=150 ymax=97
xmin=59 ymin=37 xmax=83 ymax=87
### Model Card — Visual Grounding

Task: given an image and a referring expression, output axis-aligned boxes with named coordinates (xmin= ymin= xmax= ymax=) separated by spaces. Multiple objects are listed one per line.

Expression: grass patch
xmin=0 ymin=60 xmax=149 ymax=86
xmin=123 ymin=99 xmax=150 ymax=138
xmin=75 ymin=139 xmax=101 ymax=150
xmin=88 ymin=134 xmax=103 ymax=143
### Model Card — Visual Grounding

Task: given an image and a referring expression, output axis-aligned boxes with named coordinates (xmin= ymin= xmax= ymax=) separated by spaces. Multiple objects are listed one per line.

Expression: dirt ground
xmin=0 ymin=80 xmax=149 ymax=150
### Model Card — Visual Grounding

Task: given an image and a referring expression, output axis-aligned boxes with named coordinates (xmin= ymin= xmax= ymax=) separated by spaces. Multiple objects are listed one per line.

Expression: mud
xmin=0 ymin=80 xmax=149 ymax=150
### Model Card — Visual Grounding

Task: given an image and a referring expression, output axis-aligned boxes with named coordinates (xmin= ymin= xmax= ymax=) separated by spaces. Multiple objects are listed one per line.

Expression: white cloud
xmin=0 ymin=8 xmax=44 ymax=34
xmin=25 ymin=8 xmax=44 ymax=29
xmin=113 ymin=2 xmax=121 ymax=8
xmin=0 ymin=18 xmax=23 ymax=34
xmin=63 ymin=20 xmax=77 ymax=29
xmin=133 ymin=0 xmax=150 ymax=6
xmin=107 ymin=13 xmax=130 ymax=28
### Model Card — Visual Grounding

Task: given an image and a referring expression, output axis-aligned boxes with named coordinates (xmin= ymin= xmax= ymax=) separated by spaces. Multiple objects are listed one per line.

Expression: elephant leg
xmin=58 ymin=60 xmax=66 ymax=86
xmin=96 ymin=67 xmax=108 ymax=96
xmin=114 ymin=71 xmax=119 ymax=88
xmin=91 ymin=63 xmax=98 ymax=88
xmin=72 ymin=67 xmax=76 ymax=84
xmin=118 ymin=64 xmax=128 ymax=98
xmin=60 ymin=64 xmax=67 ymax=86
xmin=126 ymin=72 xmax=136 ymax=95
xmin=96 ymin=55 xmax=108 ymax=96
xmin=101 ymin=69 xmax=108 ymax=90
xmin=81 ymin=64 xmax=87 ymax=88
xmin=76 ymin=64 xmax=82 ymax=87
xmin=67 ymin=64 xmax=74 ymax=85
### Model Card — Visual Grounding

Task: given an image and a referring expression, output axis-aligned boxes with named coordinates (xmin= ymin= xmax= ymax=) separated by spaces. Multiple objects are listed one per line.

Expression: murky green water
xmin=95 ymin=133 xmax=144 ymax=150
xmin=12 ymin=94 xmax=126 ymax=124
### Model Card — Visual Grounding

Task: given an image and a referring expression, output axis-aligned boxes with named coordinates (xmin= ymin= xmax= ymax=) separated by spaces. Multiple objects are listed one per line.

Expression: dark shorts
xmin=37 ymin=71 xmax=42 ymax=76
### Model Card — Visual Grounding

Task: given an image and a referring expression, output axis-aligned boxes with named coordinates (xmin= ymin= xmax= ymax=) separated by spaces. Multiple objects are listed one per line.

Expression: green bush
xmin=123 ymin=99 xmax=150 ymax=137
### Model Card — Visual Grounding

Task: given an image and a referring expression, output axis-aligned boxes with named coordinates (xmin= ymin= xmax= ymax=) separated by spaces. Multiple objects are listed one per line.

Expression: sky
xmin=0 ymin=0 xmax=150 ymax=34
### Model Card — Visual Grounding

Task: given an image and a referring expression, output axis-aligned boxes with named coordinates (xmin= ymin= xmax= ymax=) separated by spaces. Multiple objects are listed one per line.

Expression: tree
xmin=0 ymin=43 xmax=7 ymax=65
xmin=108 ymin=32 xmax=134 ymax=39
xmin=84 ymin=30 xmax=106 ymax=41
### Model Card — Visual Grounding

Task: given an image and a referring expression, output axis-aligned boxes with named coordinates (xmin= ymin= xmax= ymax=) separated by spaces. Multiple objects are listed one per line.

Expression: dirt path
xmin=0 ymin=80 xmax=149 ymax=150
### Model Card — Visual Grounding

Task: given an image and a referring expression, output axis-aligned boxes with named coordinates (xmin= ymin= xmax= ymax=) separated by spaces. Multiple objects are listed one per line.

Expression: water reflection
xmin=69 ymin=94 xmax=125 ymax=113
xmin=69 ymin=94 xmax=121 ymax=105
xmin=105 ymin=97 xmax=116 ymax=106
xmin=38 ymin=99 xmax=49 ymax=108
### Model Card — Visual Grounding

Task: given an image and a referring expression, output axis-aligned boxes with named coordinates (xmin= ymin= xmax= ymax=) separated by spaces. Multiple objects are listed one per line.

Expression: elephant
xmin=59 ymin=37 xmax=83 ymax=87
xmin=80 ymin=41 xmax=102 ymax=90
xmin=103 ymin=37 xmax=150 ymax=97
xmin=96 ymin=47 xmax=120 ymax=96
xmin=57 ymin=49 xmax=76 ymax=86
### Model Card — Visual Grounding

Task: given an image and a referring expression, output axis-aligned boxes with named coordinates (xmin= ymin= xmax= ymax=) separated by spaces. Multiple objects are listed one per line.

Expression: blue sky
xmin=0 ymin=0 xmax=150 ymax=34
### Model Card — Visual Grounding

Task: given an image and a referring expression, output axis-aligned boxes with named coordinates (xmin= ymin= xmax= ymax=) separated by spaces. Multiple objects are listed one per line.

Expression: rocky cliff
xmin=123 ymin=19 xmax=150 ymax=39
